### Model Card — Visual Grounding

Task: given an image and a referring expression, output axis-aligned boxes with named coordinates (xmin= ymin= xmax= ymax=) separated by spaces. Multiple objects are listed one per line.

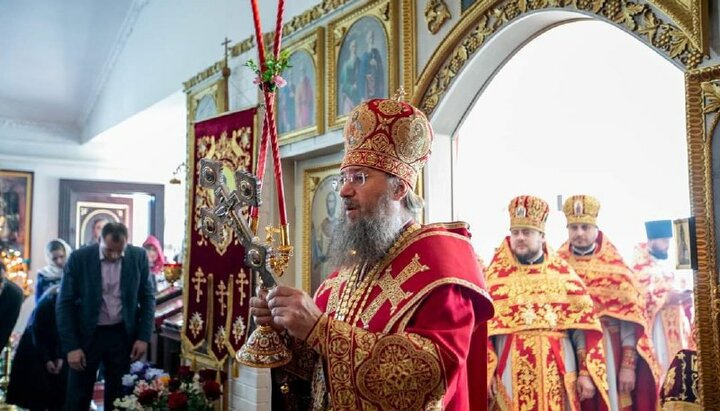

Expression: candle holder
xmin=163 ymin=263 xmax=182 ymax=288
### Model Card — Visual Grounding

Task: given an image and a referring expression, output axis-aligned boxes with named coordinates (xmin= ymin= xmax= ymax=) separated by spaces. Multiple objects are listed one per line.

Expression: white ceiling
xmin=0 ymin=0 xmax=345 ymax=152
xmin=0 ymin=0 xmax=138 ymax=135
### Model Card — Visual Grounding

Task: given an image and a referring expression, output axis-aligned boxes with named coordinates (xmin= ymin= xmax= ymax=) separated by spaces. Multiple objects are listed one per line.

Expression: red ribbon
xmin=249 ymin=0 xmax=287 ymax=226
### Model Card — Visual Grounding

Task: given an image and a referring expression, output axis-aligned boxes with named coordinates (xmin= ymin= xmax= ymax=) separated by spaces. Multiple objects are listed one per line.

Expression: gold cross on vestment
xmin=216 ymin=280 xmax=229 ymax=317
xmin=359 ymin=254 xmax=429 ymax=326
xmin=192 ymin=269 xmax=207 ymax=303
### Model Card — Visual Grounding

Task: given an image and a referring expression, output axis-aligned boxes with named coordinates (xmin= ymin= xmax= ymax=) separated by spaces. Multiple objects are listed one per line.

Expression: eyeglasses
xmin=332 ymin=171 xmax=369 ymax=192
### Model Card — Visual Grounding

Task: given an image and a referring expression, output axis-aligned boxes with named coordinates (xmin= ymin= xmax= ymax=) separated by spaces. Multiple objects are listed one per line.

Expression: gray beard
xmin=328 ymin=191 xmax=407 ymax=270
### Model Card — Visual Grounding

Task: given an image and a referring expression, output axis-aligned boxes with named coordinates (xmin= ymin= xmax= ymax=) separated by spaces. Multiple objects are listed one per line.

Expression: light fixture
xmin=169 ymin=162 xmax=187 ymax=185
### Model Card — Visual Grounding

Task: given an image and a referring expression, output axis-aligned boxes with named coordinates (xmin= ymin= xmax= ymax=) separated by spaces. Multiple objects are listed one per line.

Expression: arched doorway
xmin=415 ymin=7 xmax=718 ymax=407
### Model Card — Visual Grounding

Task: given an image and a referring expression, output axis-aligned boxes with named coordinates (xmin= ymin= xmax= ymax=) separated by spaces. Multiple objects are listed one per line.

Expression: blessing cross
xmin=198 ymin=159 xmax=279 ymax=288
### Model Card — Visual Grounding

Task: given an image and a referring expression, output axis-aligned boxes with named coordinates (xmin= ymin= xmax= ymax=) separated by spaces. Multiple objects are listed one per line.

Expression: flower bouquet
xmin=245 ymin=50 xmax=291 ymax=93
xmin=113 ymin=362 xmax=223 ymax=411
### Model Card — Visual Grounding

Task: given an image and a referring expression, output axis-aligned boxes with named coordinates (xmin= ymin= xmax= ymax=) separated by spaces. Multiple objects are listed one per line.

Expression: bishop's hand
xmin=267 ymin=285 xmax=322 ymax=340
xmin=249 ymin=287 xmax=285 ymax=332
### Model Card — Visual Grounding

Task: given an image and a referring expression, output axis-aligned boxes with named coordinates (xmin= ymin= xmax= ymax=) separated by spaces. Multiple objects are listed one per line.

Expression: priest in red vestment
xmin=486 ymin=195 xmax=610 ymax=411
xmin=250 ymin=96 xmax=494 ymax=410
xmin=632 ymin=220 xmax=694 ymax=383
xmin=557 ymin=195 xmax=660 ymax=410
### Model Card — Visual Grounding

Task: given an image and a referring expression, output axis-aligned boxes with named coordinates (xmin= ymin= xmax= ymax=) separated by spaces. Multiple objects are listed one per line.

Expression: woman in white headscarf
xmin=35 ymin=239 xmax=72 ymax=303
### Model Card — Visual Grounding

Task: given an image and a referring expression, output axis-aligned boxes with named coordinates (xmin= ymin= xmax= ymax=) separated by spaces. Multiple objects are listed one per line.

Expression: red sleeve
xmin=403 ymin=285 xmax=476 ymax=404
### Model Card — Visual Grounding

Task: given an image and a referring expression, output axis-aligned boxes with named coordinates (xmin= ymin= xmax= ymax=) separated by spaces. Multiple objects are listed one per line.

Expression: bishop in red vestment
xmin=251 ymin=96 xmax=494 ymax=410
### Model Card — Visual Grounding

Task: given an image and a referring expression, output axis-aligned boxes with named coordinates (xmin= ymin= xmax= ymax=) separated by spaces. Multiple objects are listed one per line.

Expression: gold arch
xmin=410 ymin=2 xmax=719 ymax=406
xmin=412 ymin=0 xmax=704 ymax=114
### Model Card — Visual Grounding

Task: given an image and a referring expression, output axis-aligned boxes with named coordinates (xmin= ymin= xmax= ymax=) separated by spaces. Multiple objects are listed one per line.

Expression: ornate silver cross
xmin=198 ymin=158 xmax=278 ymax=288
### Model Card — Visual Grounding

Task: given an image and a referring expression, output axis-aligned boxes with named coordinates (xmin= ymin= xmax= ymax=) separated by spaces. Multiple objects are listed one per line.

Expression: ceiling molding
xmin=0 ymin=116 xmax=80 ymax=143
xmin=77 ymin=0 xmax=150 ymax=131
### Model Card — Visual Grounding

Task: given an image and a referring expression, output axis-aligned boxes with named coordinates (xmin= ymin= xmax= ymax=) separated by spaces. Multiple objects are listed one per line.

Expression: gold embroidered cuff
xmin=305 ymin=314 xmax=329 ymax=354
xmin=621 ymin=346 xmax=637 ymax=369
xmin=576 ymin=348 xmax=588 ymax=373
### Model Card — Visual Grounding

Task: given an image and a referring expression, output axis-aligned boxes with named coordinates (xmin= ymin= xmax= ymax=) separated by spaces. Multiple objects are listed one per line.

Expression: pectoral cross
xmin=192 ymin=269 xmax=207 ymax=303
xmin=237 ymin=269 xmax=250 ymax=305
xmin=216 ymin=280 xmax=229 ymax=317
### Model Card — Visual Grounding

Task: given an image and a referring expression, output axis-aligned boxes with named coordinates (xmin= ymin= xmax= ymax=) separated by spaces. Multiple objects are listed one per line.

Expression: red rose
xmin=203 ymin=380 xmax=222 ymax=401
xmin=137 ymin=389 xmax=158 ymax=406
xmin=168 ymin=377 xmax=182 ymax=392
xmin=198 ymin=368 xmax=216 ymax=382
xmin=167 ymin=392 xmax=188 ymax=410
xmin=177 ymin=365 xmax=193 ymax=381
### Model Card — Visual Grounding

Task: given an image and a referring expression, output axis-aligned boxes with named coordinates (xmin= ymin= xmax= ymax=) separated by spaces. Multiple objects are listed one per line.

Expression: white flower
xmin=113 ymin=394 xmax=140 ymax=411
xmin=144 ymin=367 xmax=163 ymax=380
xmin=122 ymin=374 xmax=138 ymax=387
xmin=130 ymin=361 xmax=146 ymax=374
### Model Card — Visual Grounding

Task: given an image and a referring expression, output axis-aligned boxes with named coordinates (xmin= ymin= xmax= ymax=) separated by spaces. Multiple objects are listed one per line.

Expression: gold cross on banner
xmin=237 ymin=269 xmax=250 ymax=305
xmin=216 ymin=280 xmax=229 ymax=317
xmin=192 ymin=268 xmax=207 ymax=303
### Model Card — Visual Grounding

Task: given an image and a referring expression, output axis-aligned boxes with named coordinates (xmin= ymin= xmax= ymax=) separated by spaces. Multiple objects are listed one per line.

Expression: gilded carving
xmin=414 ymin=0 xmax=706 ymax=115
xmin=183 ymin=61 xmax=226 ymax=91
xmin=701 ymin=80 xmax=720 ymax=141
xmin=425 ymin=0 xmax=452 ymax=34
xmin=684 ymin=66 xmax=720 ymax=408
xmin=184 ymin=0 xmax=352 ymax=91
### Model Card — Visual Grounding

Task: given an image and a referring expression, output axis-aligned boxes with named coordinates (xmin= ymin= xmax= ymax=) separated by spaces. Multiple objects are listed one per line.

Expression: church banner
xmin=183 ymin=107 xmax=256 ymax=366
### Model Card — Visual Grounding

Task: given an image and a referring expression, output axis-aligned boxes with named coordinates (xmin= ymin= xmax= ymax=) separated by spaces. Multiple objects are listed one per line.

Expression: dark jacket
xmin=0 ymin=278 xmax=23 ymax=347
xmin=56 ymin=244 xmax=155 ymax=354
xmin=7 ymin=286 xmax=66 ymax=409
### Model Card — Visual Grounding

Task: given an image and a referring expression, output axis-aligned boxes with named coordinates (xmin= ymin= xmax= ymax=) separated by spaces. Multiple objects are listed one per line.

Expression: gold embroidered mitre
xmin=341 ymin=97 xmax=433 ymax=189
xmin=563 ymin=195 xmax=600 ymax=226
xmin=508 ymin=195 xmax=549 ymax=232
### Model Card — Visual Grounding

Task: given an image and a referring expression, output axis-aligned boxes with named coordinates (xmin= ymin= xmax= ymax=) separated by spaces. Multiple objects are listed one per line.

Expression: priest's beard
xmin=329 ymin=191 xmax=408 ymax=270
xmin=512 ymin=242 xmax=543 ymax=265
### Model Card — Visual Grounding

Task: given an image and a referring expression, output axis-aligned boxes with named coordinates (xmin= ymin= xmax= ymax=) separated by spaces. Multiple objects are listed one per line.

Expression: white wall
xmin=454 ymin=20 xmax=690 ymax=263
